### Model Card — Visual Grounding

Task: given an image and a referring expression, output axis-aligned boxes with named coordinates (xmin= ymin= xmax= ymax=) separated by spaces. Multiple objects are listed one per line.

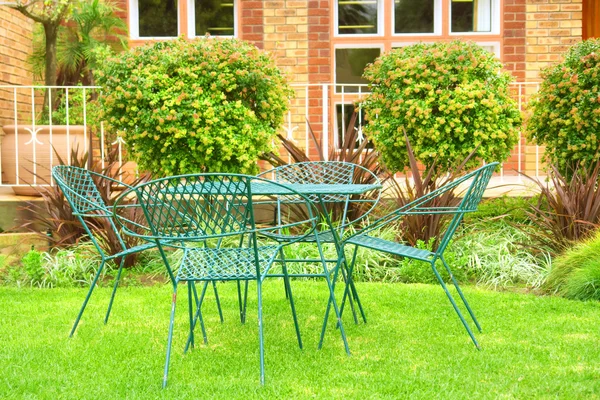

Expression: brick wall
xmin=525 ymin=0 xmax=583 ymax=80
xmin=0 ymin=7 xmax=34 ymax=127
xmin=504 ymin=0 xmax=527 ymax=80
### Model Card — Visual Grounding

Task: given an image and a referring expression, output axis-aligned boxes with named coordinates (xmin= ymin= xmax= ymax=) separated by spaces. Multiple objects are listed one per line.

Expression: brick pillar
xmin=524 ymin=0 xmax=582 ymax=175
xmin=0 ymin=8 xmax=34 ymax=127
xmin=241 ymin=1 xmax=264 ymax=49
xmin=504 ymin=0 xmax=527 ymax=80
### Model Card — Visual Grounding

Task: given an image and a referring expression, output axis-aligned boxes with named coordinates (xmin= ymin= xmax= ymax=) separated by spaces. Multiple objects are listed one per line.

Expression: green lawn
xmin=1 ymin=282 xmax=599 ymax=399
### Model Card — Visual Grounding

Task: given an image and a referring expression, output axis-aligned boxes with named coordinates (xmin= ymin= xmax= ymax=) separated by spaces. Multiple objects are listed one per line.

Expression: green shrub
xmin=97 ymin=37 xmax=293 ymax=175
xmin=362 ymin=40 xmax=521 ymax=174
xmin=22 ymin=250 xmax=44 ymax=286
xmin=546 ymin=230 xmax=600 ymax=300
xmin=527 ymin=38 xmax=600 ymax=174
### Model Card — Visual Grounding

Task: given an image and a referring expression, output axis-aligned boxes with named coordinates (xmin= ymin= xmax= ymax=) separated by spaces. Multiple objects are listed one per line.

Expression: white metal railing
xmin=0 ymin=82 xmax=543 ymax=191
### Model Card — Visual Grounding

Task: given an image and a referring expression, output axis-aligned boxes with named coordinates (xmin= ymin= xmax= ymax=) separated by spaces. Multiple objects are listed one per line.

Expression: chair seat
xmin=346 ymin=235 xmax=433 ymax=261
xmin=177 ymin=245 xmax=280 ymax=281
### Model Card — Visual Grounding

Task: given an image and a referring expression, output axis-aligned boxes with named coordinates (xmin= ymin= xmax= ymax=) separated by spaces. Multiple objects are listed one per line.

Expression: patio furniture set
xmin=51 ymin=160 xmax=496 ymax=387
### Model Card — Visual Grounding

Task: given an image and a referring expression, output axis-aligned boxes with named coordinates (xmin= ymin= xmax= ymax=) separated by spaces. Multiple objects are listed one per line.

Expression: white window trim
xmin=392 ymin=0 xmax=442 ymax=37
xmin=476 ymin=41 xmax=501 ymax=58
xmin=187 ymin=0 xmax=238 ymax=38
xmin=130 ymin=0 xmax=180 ymax=40
xmin=449 ymin=0 xmax=501 ymax=36
xmin=334 ymin=0 xmax=384 ymax=38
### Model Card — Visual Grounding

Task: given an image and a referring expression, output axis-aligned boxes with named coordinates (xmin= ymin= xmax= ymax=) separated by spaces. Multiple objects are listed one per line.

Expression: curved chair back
xmin=114 ymin=173 xmax=320 ymax=243
xmin=259 ymin=161 xmax=382 ymax=230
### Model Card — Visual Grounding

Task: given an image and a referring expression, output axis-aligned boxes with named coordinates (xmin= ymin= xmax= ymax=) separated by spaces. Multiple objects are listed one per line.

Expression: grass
xmin=1 ymin=282 xmax=599 ymax=399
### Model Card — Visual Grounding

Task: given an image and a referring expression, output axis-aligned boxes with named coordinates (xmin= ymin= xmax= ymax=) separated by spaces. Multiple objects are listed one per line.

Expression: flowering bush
xmin=96 ymin=37 xmax=292 ymax=175
xmin=527 ymin=39 xmax=600 ymax=174
xmin=362 ymin=41 xmax=521 ymax=173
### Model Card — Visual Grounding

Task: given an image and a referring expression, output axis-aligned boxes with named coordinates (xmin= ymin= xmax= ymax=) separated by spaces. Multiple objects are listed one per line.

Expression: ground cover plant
xmin=1 ymin=283 xmax=599 ymax=398
xmin=546 ymin=230 xmax=600 ymax=300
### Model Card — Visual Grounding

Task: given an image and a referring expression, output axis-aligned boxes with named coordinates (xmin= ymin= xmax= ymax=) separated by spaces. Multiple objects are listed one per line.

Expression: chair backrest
xmin=52 ymin=165 xmax=128 ymax=256
xmin=114 ymin=173 xmax=320 ymax=243
xmin=436 ymin=162 xmax=497 ymax=256
xmin=52 ymin=165 xmax=110 ymax=217
xmin=259 ymin=161 xmax=382 ymax=229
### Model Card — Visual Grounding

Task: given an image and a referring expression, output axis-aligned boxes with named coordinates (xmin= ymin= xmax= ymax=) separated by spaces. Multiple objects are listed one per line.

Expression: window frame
xmin=391 ymin=0 xmax=443 ymax=37
xmin=129 ymin=0 xmax=238 ymax=40
xmin=186 ymin=0 xmax=238 ymax=38
xmin=449 ymin=0 xmax=501 ymax=36
xmin=130 ymin=0 xmax=181 ymax=40
xmin=333 ymin=44 xmax=384 ymax=93
xmin=334 ymin=0 xmax=385 ymax=38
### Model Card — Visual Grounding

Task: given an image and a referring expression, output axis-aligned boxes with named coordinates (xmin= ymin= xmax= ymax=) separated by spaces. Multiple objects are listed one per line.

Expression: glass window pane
xmin=335 ymin=48 xmax=380 ymax=93
xmin=451 ymin=0 xmax=492 ymax=33
xmin=195 ymin=0 xmax=235 ymax=36
xmin=394 ymin=0 xmax=434 ymax=34
xmin=138 ymin=0 xmax=178 ymax=37
xmin=338 ymin=0 xmax=378 ymax=35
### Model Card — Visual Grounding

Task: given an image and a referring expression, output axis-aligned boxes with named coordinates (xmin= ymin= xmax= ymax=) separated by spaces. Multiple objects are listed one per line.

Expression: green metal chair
xmin=112 ymin=173 xmax=350 ymax=387
xmin=52 ymin=165 xmax=224 ymax=336
xmin=257 ymin=161 xmax=382 ymax=324
xmin=321 ymin=162 xmax=498 ymax=349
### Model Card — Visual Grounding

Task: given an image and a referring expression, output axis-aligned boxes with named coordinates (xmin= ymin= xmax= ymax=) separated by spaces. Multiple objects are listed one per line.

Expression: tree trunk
xmin=43 ymin=21 xmax=59 ymax=117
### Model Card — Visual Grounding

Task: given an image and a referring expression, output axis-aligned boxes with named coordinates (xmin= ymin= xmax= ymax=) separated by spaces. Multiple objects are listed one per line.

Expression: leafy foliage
xmin=521 ymin=160 xmax=600 ymax=254
xmin=97 ymin=37 xmax=293 ymax=176
xmin=362 ymin=40 xmax=521 ymax=174
xmin=546 ymin=230 xmax=600 ymax=300
xmin=29 ymin=0 xmax=127 ymax=87
xmin=527 ymin=38 xmax=600 ymax=174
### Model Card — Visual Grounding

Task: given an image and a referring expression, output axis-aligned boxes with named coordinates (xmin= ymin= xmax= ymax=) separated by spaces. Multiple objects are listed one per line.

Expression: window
xmin=190 ymin=0 xmax=235 ymax=37
xmin=130 ymin=0 xmax=236 ymax=39
xmin=337 ymin=0 xmax=380 ymax=35
xmin=394 ymin=0 xmax=435 ymax=34
xmin=335 ymin=47 xmax=381 ymax=92
xmin=133 ymin=0 xmax=179 ymax=38
xmin=451 ymin=0 xmax=493 ymax=33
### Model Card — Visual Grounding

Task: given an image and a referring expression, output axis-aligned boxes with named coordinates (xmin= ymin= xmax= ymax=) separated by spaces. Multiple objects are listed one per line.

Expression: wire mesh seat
xmin=257 ymin=161 xmax=382 ymax=324
xmin=322 ymin=162 xmax=498 ymax=349
xmin=112 ymin=173 xmax=351 ymax=387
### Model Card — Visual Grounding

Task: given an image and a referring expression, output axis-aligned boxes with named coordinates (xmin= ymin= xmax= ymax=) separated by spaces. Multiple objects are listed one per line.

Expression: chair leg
xmin=242 ymin=280 xmax=249 ymax=324
xmin=70 ymin=259 xmax=106 ymax=337
xmin=257 ymin=279 xmax=265 ymax=385
xmin=212 ymin=281 xmax=224 ymax=323
xmin=318 ymin=256 xmax=351 ymax=355
xmin=104 ymin=256 xmax=126 ymax=325
xmin=163 ymin=284 xmax=178 ymax=388
xmin=280 ymin=249 xmax=302 ymax=350
xmin=184 ymin=282 xmax=208 ymax=353
xmin=340 ymin=245 xmax=366 ymax=324
xmin=440 ymin=256 xmax=482 ymax=332
xmin=187 ymin=282 xmax=195 ymax=351
xmin=430 ymin=262 xmax=480 ymax=349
